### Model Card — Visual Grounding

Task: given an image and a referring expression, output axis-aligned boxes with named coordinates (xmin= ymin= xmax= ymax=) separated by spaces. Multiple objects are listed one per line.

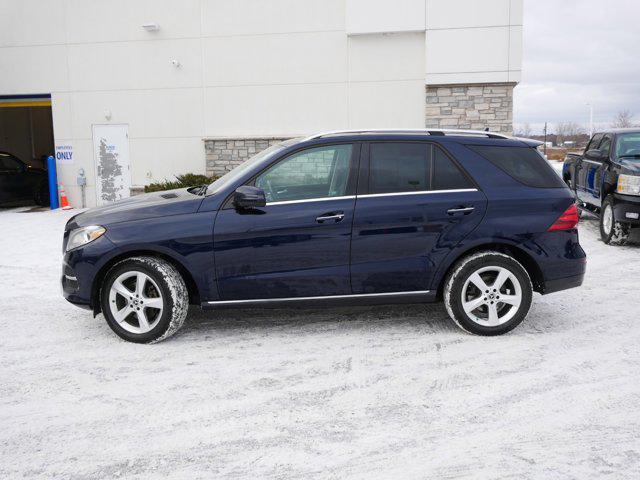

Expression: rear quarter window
xmin=467 ymin=145 xmax=566 ymax=188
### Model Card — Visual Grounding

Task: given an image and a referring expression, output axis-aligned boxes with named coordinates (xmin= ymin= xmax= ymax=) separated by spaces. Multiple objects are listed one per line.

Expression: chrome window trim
xmin=357 ymin=188 xmax=477 ymax=199
xmin=208 ymin=290 xmax=431 ymax=305
xmin=266 ymin=195 xmax=356 ymax=206
xmin=263 ymin=189 xmax=478 ymax=206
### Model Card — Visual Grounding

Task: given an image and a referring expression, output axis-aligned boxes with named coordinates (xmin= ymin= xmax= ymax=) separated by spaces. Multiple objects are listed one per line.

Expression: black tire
xmin=100 ymin=256 xmax=189 ymax=343
xmin=33 ymin=179 xmax=50 ymax=206
xmin=443 ymin=251 xmax=533 ymax=336
xmin=600 ymin=195 xmax=630 ymax=245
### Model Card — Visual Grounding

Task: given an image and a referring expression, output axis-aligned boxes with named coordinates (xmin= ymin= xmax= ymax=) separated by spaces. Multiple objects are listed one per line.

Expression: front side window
xmin=586 ymin=133 xmax=603 ymax=152
xmin=598 ymin=135 xmax=612 ymax=156
xmin=255 ymin=144 xmax=352 ymax=203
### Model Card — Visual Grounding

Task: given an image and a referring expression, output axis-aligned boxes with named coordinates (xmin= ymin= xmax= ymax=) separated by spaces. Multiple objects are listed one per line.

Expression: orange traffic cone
xmin=59 ymin=184 xmax=72 ymax=210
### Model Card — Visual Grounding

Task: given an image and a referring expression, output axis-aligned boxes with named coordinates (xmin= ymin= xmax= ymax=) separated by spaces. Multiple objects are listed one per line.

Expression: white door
xmin=93 ymin=124 xmax=131 ymax=205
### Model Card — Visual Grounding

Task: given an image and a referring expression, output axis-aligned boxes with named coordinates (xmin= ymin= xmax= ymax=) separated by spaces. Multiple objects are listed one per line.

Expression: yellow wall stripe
xmin=0 ymin=101 xmax=52 ymax=108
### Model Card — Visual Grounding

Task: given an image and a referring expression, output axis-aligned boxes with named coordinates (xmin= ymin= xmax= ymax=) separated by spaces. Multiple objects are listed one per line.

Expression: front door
xmin=92 ymin=124 xmax=131 ymax=206
xmin=581 ymin=133 xmax=611 ymax=207
xmin=351 ymin=142 xmax=487 ymax=294
xmin=213 ymin=143 xmax=358 ymax=300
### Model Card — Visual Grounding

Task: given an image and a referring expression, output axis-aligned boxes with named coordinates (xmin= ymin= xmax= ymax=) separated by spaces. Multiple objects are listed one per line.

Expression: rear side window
xmin=369 ymin=143 xmax=430 ymax=194
xmin=433 ymin=146 xmax=473 ymax=190
xmin=467 ymin=145 xmax=565 ymax=188
xmin=368 ymin=143 xmax=474 ymax=193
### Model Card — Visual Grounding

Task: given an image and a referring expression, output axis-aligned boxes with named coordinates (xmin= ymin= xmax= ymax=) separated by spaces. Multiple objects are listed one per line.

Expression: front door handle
xmin=316 ymin=212 xmax=345 ymax=223
xmin=447 ymin=206 xmax=474 ymax=215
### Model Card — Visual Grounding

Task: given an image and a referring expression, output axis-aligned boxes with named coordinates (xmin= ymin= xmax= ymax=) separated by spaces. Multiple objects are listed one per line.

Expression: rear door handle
xmin=316 ymin=212 xmax=345 ymax=223
xmin=447 ymin=206 xmax=474 ymax=215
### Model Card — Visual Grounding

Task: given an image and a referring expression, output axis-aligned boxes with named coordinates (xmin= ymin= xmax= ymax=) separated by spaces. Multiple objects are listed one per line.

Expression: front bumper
xmin=61 ymin=234 xmax=118 ymax=309
xmin=613 ymin=193 xmax=640 ymax=224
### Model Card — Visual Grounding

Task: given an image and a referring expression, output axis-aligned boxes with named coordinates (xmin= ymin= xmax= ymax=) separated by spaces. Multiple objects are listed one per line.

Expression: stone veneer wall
xmin=425 ymin=83 xmax=515 ymax=135
xmin=204 ymin=137 xmax=291 ymax=177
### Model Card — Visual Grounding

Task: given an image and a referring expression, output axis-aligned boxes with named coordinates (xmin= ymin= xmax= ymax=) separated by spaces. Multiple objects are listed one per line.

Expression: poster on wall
xmin=92 ymin=124 xmax=131 ymax=206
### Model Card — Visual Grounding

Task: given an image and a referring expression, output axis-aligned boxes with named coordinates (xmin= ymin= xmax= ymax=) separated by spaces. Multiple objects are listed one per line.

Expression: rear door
xmin=350 ymin=142 xmax=487 ymax=294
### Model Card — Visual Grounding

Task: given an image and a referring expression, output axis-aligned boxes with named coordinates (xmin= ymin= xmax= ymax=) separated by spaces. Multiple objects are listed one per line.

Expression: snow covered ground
xmin=1 ymin=208 xmax=639 ymax=479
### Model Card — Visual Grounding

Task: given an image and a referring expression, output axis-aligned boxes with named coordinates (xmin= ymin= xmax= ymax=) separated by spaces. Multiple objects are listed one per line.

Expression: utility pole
xmin=586 ymin=103 xmax=594 ymax=137
xmin=543 ymin=122 xmax=547 ymax=157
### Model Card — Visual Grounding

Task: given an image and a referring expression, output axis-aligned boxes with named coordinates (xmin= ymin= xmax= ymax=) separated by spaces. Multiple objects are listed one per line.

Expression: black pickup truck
xmin=563 ymin=129 xmax=640 ymax=245
xmin=0 ymin=151 xmax=49 ymax=207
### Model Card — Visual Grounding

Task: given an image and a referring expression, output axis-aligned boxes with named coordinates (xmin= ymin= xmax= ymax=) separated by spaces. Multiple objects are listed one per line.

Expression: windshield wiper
xmin=196 ymin=184 xmax=208 ymax=196
xmin=619 ymin=154 xmax=640 ymax=159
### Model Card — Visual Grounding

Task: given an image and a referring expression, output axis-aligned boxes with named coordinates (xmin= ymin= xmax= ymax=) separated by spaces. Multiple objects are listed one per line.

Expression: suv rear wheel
xmin=600 ymin=195 xmax=630 ymax=245
xmin=101 ymin=256 xmax=189 ymax=343
xmin=444 ymin=251 xmax=533 ymax=335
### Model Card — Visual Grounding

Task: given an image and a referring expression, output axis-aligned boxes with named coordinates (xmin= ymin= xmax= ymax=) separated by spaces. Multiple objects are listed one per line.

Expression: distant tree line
xmin=515 ymin=110 xmax=637 ymax=147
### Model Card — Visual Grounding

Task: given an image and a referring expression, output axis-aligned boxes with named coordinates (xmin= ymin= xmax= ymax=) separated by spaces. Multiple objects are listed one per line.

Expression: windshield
xmin=615 ymin=133 xmax=640 ymax=160
xmin=207 ymin=143 xmax=288 ymax=194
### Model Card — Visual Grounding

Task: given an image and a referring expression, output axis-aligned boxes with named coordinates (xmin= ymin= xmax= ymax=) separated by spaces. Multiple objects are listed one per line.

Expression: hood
xmin=618 ymin=159 xmax=640 ymax=175
xmin=72 ymin=188 xmax=204 ymax=228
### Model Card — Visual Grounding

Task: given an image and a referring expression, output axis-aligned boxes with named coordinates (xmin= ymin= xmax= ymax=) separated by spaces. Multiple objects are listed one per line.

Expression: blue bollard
xmin=47 ymin=155 xmax=59 ymax=209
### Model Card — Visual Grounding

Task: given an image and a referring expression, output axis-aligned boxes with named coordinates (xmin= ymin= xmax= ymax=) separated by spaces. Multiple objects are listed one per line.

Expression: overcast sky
xmin=513 ymin=0 xmax=640 ymax=134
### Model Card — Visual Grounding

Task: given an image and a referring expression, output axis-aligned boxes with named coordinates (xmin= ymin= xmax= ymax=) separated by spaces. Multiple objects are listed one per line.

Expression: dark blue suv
xmin=62 ymin=129 xmax=586 ymax=343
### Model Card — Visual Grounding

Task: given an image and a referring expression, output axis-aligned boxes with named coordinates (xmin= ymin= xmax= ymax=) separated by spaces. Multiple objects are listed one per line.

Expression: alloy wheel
xmin=461 ymin=266 xmax=523 ymax=327
xmin=108 ymin=271 xmax=164 ymax=334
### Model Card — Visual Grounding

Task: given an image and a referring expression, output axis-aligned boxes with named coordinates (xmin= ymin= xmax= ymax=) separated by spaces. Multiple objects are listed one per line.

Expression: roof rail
xmin=304 ymin=128 xmax=510 ymax=141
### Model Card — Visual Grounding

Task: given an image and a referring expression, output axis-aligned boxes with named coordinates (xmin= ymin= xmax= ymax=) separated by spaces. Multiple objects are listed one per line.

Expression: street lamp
xmin=586 ymin=103 xmax=594 ymax=137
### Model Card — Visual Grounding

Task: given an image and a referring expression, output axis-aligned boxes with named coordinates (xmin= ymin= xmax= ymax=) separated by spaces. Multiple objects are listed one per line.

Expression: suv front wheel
xmin=444 ymin=251 xmax=533 ymax=335
xmin=101 ymin=256 xmax=189 ymax=343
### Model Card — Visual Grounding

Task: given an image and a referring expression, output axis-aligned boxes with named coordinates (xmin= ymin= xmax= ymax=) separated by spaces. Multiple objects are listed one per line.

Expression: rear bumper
xmin=543 ymin=272 xmax=585 ymax=295
xmin=613 ymin=193 xmax=640 ymax=224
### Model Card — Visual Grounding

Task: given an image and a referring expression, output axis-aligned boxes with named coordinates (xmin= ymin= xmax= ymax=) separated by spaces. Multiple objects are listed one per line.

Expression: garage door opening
xmin=0 ymin=94 xmax=54 ymax=169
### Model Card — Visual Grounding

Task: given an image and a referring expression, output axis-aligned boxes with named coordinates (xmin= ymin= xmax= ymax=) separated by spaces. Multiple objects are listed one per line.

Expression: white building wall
xmin=0 ymin=0 xmax=522 ymax=207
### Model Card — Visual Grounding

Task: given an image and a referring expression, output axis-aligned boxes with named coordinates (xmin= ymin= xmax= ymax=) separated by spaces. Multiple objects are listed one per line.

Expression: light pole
xmin=586 ymin=103 xmax=594 ymax=137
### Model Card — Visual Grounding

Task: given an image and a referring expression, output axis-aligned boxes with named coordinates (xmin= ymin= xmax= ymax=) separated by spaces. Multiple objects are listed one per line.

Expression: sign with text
xmin=55 ymin=145 xmax=74 ymax=164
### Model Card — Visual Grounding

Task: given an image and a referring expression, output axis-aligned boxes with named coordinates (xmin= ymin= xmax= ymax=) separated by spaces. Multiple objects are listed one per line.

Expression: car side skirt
xmin=202 ymin=290 xmax=436 ymax=309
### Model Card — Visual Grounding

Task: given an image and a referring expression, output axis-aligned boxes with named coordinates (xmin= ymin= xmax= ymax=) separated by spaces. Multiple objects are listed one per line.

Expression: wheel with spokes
xmin=101 ymin=256 xmax=188 ymax=343
xmin=444 ymin=251 xmax=533 ymax=335
xmin=600 ymin=195 xmax=630 ymax=245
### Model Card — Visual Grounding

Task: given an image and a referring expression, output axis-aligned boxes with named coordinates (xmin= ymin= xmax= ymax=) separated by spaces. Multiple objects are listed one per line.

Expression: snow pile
xmin=0 ymin=208 xmax=639 ymax=479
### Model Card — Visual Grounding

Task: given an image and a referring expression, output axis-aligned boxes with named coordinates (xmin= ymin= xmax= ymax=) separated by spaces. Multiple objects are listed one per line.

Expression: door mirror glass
xmin=585 ymin=149 xmax=605 ymax=160
xmin=233 ymin=185 xmax=266 ymax=209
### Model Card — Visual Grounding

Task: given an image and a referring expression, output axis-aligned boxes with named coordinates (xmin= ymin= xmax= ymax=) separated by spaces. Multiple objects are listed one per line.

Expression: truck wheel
xmin=100 ymin=256 xmax=189 ymax=343
xmin=443 ymin=251 xmax=533 ymax=336
xmin=600 ymin=195 xmax=630 ymax=245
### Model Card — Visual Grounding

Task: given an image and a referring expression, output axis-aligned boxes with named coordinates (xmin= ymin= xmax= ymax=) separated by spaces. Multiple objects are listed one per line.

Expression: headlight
xmin=617 ymin=174 xmax=640 ymax=196
xmin=66 ymin=225 xmax=106 ymax=252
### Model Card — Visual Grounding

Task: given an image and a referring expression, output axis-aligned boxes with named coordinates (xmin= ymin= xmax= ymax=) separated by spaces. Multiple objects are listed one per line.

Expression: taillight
xmin=547 ymin=204 xmax=579 ymax=231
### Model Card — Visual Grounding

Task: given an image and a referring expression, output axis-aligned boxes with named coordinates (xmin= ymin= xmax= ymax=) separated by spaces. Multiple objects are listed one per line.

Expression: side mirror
xmin=233 ymin=185 xmax=266 ymax=209
xmin=585 ymin=149 xmax=605 ymax=160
